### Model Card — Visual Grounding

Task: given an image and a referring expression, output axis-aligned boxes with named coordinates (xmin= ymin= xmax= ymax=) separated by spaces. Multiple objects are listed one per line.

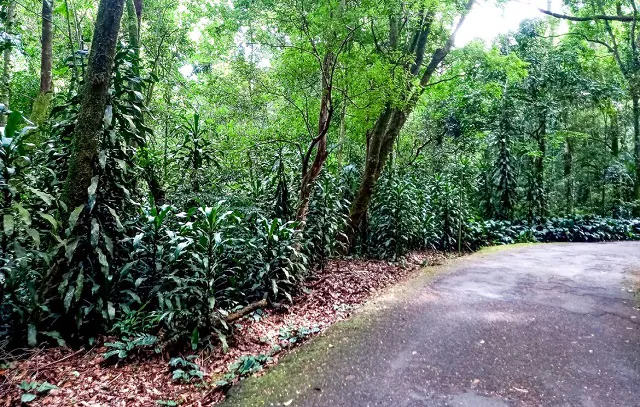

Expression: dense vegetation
xmin=1 ymin=0 xmax=639 ymax=350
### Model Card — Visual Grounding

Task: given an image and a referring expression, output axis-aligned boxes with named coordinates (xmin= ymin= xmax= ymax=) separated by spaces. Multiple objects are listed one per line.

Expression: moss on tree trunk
xmin=63 ymin=0 xmax=126 ymax=211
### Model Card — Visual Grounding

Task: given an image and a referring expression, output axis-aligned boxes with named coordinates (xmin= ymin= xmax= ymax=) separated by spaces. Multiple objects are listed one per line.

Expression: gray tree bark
xmin=31 ymin=0 xmax=54 ymax=126
xmin=0 ymin=0 xmax=16 ymax=126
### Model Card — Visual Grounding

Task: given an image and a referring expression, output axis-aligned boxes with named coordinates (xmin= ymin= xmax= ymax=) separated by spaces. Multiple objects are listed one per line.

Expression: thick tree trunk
xmin=63 ymin=0 xmax=126 ymax=210
xmin=0 ymin=0 xmax=15 ymax=126
xmin=31 ymin=0 xmax=54 ymax=126
xmin=344 ymin=106 xmax=408 ymax=246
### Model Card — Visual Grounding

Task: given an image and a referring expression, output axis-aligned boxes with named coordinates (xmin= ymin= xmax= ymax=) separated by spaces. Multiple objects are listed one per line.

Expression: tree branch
xmin=538 ymin=8 xmax=640 ymax=22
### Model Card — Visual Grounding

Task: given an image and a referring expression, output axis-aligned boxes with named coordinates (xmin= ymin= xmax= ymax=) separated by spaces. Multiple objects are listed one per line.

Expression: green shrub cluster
xmin=467 ymin=216 xmax=640 ymax=249
xmin=2 ymin=45 xmax=639 ymax=354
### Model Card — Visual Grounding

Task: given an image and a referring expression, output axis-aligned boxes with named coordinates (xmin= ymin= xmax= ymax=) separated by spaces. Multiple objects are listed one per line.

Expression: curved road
xmin=223 ymin=243 xmax=640 ymax=407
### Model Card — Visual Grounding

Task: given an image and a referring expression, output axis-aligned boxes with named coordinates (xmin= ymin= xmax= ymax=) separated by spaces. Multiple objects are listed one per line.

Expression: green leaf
xmin=191 ymin=328 xmax=199 ymax=350
xmin=74 ymin=270 xmax=84 ymax=302
xmin=107 ymin=206 xmax=124 ymax=231
xmin=107 ymin=302 xmax=116 ymax=320
xmin=38 ymin=212 xmax=58 ymax=231
xmin=29 ymin=188 xmax=53 ymax=205
xmin=41 ymin=331 xmax=66 ymax=347
xmin=3 ymin=214 xmax=14 ymax=236
xmin=36 ymin=382 xmax=59 ymax=393
xmin=65 ymin=238 xmax=79 ymax=262
xmin=14 ymin=203 xmax=31 ymax=226
xmin=26 ymin=228 xmax=41 ymax=247
xmin=99 ymin=150 xmax=107 ymax=169
xmin=97 ymin=249 xmax=109 ymax=276
xmin=120 ymin=261 xmax=135 ymax=278
xmin=133 ymin=233 xmax=143 ymax=248
xmin=5 ymin=111 xmax=22 ymax=139
xmin=215 ymin=329 xmax=229 ymax=353
xmin=63 ymin=285 xmax=75 ymax=311
xmin=21 ymin=394 xmax=37 ymax=403
xmin=67 ymin=205 xmax=84 ymax=232
xmin=172 ymin=369 xmax=185 ymax=381
xmin=90 ymin=219 xmax=100 ymax=247
xmin=19 ymin=381 xmax=36 ymax=391
xmin=103 ymin=234 xmax=114 ymax=255
xmin=87 ymin=176 xmax=99 ymax=210
xmin=114 ymin=158 xmax=127 ymax=171
xmin=27 ymin=324 xmax=37 ymax=347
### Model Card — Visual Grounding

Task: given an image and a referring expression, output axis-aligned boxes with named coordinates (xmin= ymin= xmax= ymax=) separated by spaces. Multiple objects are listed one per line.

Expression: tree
xmin=296 ymin=20 xmax=355 ymax=224
xmin=0 ymin=0 xmax=16 ymax=126
xmin=540 ymin=1 xmax=640 ymax=208
xmin=63 ymin=0 xmax=126 ymax=210
xmin=30 ymin=0 xmax=54 ymax=126
xmin=343 ymin=0 xmax=476 ymax=248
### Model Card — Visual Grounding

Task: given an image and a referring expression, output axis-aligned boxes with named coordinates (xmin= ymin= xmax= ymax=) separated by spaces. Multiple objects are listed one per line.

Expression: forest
xmin=1 ymin=0 xmax=640 ymax=403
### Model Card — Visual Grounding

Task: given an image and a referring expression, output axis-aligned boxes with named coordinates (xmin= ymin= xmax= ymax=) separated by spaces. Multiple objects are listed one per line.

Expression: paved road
xmin=223 ymin=243 xmax=640 ymax=407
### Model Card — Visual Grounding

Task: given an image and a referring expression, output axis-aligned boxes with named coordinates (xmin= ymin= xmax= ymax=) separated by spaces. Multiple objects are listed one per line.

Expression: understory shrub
xmin=467 ymin=216 xmax=640 ymax=249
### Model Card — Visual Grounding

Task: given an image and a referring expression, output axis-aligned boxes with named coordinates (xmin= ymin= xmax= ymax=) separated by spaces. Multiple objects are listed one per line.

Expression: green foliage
xmin=169 ymin=355 xmax=204 ymax=383
xmin=125 ymin=201 xmax=308 ymax=348
xmin=18 ymin=380 xmax=58 ymax=403
xmin=156 ymin=400 xmax=179 ymax=406
xmin=467 ymin=216 xmax=640 ymax=249
xmin=172 ymin=112 xmax=219 ymax=194
xmin=219 ymin=353 xmax=272 ymax=385
xmin=103 ymin=334 xmax=159 ymax=361
xmin=432 ymin=174 xmax=470 ymax=252
xmin=304 ymin=173 xmax=350 ymax=262
xmin=369 ymin=171 xmax=424 ymax=259
xmin=277 ymin=324 xmax=320 ymax=345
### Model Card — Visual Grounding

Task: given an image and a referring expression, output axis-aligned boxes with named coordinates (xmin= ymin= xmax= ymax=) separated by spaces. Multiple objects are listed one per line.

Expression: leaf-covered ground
xmin=0 ymin=251 xmax=456 ymax=407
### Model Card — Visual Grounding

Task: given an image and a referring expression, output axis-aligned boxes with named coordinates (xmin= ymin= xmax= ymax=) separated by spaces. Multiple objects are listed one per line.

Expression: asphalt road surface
xmin=223 ymin=243 xmax=640 ymax=407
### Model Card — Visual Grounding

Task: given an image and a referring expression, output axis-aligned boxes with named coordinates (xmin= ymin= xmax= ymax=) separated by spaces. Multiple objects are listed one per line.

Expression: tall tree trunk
xmin=609 ymin=107 xmax=621 ymax=205
xmin=296 ymin=51 xmax=334 ymax=224
xmin=63 ymin=0 xmax=126 ymax=210
xmin=31 ymin=0 xmax=54 ymax=126
xmin=346 ymin=106 xmax=408 ymax=243
xmin=124 ymin=0 xmax=164 ymax=205
xmin=125 ymin=0 xmax=140 ymax=68
xmin=0 ymin=0 xmax=16 ymax=126
xmin=563 ymin=137 xmax=573 ymax=215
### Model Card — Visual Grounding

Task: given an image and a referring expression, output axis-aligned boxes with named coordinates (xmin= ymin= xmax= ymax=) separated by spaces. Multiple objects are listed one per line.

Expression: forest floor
xmin=222 ymin=242 xmax=640 ymax=407
xmin=0 ymin=250 xmax=458 ymax=406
